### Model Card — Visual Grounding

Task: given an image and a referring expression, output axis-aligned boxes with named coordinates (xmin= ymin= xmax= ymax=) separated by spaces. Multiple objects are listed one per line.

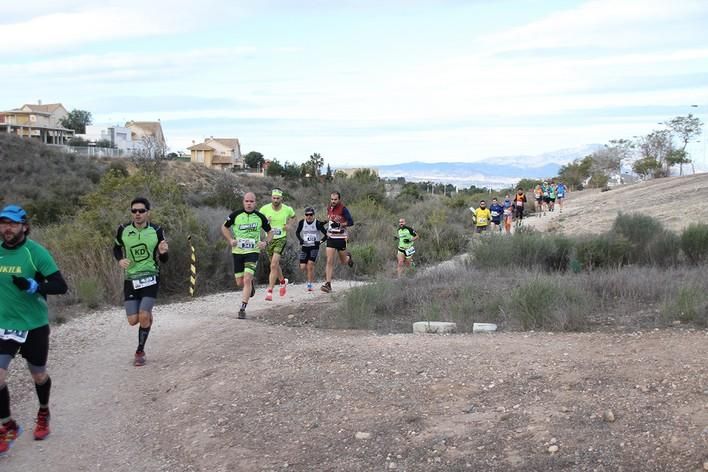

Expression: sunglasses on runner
xmin=131 ymin=208 xmax=148 ymax=214
xmin=305 ymin=213 xmax=314 ymax=216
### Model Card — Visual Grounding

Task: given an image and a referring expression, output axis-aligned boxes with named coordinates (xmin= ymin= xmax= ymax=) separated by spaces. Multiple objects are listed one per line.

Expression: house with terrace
xmin=188 ymin=137 xmax=244 ymax=170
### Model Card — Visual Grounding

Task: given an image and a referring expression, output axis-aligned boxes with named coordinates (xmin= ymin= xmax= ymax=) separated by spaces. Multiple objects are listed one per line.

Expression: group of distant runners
xmin=469 ymin=180 xmax=568 ymax=233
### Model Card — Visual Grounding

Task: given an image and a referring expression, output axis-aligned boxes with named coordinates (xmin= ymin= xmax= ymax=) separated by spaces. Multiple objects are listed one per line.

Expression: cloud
xmin=480 ymin=0 xmax=708 ymax=53
xmin=2 ymin=47 xmax=257 ymax=81
xmin=0 ymin=1 xmax=247 ymax=55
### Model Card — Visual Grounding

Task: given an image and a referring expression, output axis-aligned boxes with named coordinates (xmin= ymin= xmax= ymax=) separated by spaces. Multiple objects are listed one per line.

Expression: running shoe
xmin=238 ymin=308 xmax=246 ymax=319
xmin=33 ymin=409 xmax=50 ymax=441
xmin=346 ymin=251 xmax=354 ymax=268
xmin=265 ymin=289 xmax=273 ymax=301
xmin=321 ymin=282 xmax=332 ymax=293
xmin=279 ymin=278 xmax=288 ymax=297
xmin=306 ymin=282 xmax=313 ymax=292
xmin=134 ymin=351 xmax=146 ymax=367
xmin=0 ymin=421 xmax=22 ymax=455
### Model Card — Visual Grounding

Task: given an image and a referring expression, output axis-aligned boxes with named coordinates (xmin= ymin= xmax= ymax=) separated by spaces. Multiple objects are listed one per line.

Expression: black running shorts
xmin=299 ymin=246 xmax=320 ymax=263
xmin=0 ymin=324 xmax=50 ymax=368
xmin=326 ymin=238 xmax=347 ymax=251
xmin=124 ymin=278 xmax=160 ymax=301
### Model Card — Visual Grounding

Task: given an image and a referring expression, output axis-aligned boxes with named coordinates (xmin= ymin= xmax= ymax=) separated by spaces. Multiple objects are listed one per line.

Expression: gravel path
xmin=1 ymin=280 xmax=706 ymax=471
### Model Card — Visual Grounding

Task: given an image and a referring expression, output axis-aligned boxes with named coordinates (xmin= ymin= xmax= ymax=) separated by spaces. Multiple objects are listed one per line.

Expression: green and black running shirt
xmin=397 ymin=225 xmax=417 ymax=250
xmin=114 ymin=223 xmax=166 ymax=280
xmin=0 ymin=239 xmax=59 ymax=330
xmin=224 ymin=210 xmax=272 ymax=254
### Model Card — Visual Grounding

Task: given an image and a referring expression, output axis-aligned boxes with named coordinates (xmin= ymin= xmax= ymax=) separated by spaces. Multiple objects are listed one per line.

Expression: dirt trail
xmin=1 ymin=281 xmax=706 ymax=471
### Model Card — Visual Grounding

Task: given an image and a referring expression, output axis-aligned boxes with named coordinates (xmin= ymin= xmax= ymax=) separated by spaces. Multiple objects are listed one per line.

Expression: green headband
xmin=272 ymin=189 xmax=283 ymax=197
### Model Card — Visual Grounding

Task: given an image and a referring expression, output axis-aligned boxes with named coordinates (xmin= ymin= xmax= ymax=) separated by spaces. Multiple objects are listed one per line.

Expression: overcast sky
xmin=2 ymin=0 xmax=708 ymax=168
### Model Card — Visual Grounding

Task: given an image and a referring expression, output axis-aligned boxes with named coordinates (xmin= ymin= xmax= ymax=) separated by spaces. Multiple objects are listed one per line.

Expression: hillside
xmin=528 ymin=173 xmax=708 ymax=235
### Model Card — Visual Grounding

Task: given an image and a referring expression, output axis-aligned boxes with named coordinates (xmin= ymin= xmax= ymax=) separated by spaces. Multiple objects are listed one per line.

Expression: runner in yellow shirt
xmin=259 ymin=189 xmax=296 ymax=300
xmin=471 ymin=200 xmax=492 ymax=234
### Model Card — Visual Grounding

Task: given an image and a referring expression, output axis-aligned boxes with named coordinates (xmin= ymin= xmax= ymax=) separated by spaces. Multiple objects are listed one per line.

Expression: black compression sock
xmin=35 ymin=376 xmax=51 ymax=408
xmin=138 ymin=326 xmax=151 ymax=352
xmin=0 ymin=384 xmax=10 ymax=420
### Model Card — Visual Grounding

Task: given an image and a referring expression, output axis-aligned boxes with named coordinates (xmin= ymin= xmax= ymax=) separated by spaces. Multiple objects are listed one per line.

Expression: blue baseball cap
xmin=0 ymin=205 xmax=28 ymax=223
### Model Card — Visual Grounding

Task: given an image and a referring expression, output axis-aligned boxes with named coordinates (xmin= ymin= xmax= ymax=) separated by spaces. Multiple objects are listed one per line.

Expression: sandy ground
xmin=2 ymin=175 xmax=708 ymax=471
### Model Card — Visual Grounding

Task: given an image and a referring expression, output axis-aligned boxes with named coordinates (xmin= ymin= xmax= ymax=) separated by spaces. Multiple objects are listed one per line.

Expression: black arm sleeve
xmin=316 ymin=220 xmax=328 ymax=240
xmin=113 ymin=224 xmax=125 ymax=261
xmin=37 ymin=271 xmax=68 ymax=296
xmin=295 ymin=220 xmax=304 ymax=244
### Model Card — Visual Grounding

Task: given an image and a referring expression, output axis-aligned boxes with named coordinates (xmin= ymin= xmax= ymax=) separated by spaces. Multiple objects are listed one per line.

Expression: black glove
xmin=12 ymin=275 xmax=39 ymax=294
xmin=330 ymin=221 xmax=340 ymax=228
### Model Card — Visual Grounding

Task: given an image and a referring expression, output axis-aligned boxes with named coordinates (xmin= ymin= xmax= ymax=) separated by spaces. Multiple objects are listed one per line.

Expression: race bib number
xmin=0 ymin=328 xmax=29 ymax=343
xmin=272 ymin=228 xmax=282 ymax=236
xmin=491 ymin=211 xmax=499 ymax=217
xmin=304 ymin=234 xmax=317 ymax=243
xmin=405 ymin=246 xmax=416 ymax=257
xmin=516 ymin=201 xmax=523 ymax=207
xmin=132 ymin=275 xmax=157 ymax=290
xmin=237 ymin=238 xmax=256 ymax=250
xmin=477 ymin=217 xmax=488 ymax=224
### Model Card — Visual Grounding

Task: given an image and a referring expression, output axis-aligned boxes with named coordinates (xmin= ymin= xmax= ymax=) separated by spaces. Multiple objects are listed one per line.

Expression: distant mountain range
xmin=374 ymin=144 xmax=602 ymax=188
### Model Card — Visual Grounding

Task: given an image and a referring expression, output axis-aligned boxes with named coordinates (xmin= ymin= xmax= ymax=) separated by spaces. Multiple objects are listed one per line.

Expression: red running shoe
xmin=34 ymin=410 xmax=50 ymax=440
xmin=0 ymin=420 xmax=22 ymax=455
xmin=134 ymin=351 xmax=146 ymax=367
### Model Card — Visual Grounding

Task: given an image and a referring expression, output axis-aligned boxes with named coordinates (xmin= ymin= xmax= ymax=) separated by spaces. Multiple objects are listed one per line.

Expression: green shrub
xmin=76 ymin=277 xmax=105 ymax=309
xmin=471 ymin=232 xmax=572 ymax=272
xmin=509 ymin=278 xmax=556 ymax=329
xmin=613 ymin=213 xmax=663 ymax=246
xmin=337 ymin=279 xmax=400 ymax=329
xmin=680 ymin=223 xmax=708 ymax=265
xmin=612 ymin=213 xmax=671 ymax=265
xmin=662 ymin=286 xmax=707 ymax=325
xmin=575 ymin=234 xmax=630 ymax=270
xmin=507 ymin=277 xmax=589 ymax=331
xmin=648 ymin=230 xmax=680 ymax=267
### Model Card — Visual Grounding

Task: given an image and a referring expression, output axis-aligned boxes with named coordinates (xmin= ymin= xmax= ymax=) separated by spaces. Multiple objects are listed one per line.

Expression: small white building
xmin=84 ymin=125 xmax=134 ymax=151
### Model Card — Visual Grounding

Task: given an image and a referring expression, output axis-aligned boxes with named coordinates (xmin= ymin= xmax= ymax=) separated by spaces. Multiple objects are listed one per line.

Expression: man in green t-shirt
xmin=259 ymin=188 xmax=296 ymax=301
xmin=222 ymin=192 xmax=273 ymax=319
xmin=113 ymin=197 xmax=169 ymax=367
xmin=0 ymin=205 xmax=68 ymax=453
xmin=396 ymin=218 xmax=419 ymax=277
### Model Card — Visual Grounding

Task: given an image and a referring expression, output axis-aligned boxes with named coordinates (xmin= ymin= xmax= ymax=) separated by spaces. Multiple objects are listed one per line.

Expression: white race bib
xmin=272 ymin=228 xmax=283 ymax=236
xmin=491 ymin=211 xmax=499 ymax=217
xmin=132 ymin=275 xmax=157 ymax=290
xmin=0 ymin=328 xmax=29 ymax=344
xmin=516 ymin=201 xmax=523 ymax=207
xmin=305 ymin=234 xmax=317 ymax=243
xmin=405 ymin=246 xmax=416 ymax=257
xmin=237 ymin=238 xmax=256 ymax=250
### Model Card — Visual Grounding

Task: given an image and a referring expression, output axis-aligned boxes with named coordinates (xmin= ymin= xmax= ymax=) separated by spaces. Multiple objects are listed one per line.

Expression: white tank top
xmin=301 ymin=220 xmax=320 ymax=247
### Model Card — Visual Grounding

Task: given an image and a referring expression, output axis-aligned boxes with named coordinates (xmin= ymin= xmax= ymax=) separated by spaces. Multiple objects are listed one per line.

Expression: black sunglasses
xmin=131 ymin=208 xmax=148 ymax=214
